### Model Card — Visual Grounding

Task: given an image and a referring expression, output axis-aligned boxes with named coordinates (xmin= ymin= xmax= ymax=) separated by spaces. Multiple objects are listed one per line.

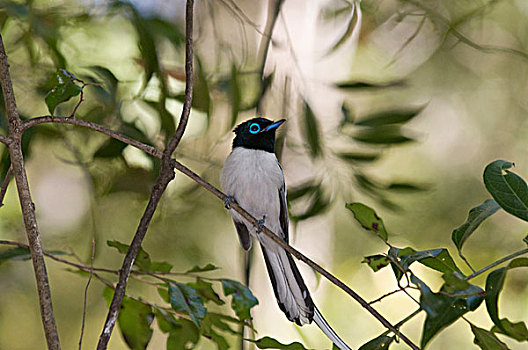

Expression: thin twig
xmin=459 ymin=252 xmax=476 ymax=274
xmin=0 ymin=34 xmax=60 ymax=349
xmin=0 ymin=164 xmax=13 ymax=207
xmin=465 ymin=247 xmax=528 ymax=281
xmin=369 ymin=288 xmax=406 ymax=305
xmin=96 ymin=1 xmax=194 ymax=348
xmin=78 ymin=239 xmax=96 ymax=350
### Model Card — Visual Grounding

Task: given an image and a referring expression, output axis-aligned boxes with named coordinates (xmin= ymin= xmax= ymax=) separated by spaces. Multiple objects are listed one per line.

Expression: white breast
xmin=221 ymin=147 xmax=284 ymax=242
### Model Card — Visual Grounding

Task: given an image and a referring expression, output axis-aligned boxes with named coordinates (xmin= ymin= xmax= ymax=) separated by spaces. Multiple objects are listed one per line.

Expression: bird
xmin=221 ymin=117 xmax=351 ymax=350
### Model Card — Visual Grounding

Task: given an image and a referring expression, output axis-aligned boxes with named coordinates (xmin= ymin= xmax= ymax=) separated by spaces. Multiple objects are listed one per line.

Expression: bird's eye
xmin=249 ymin=123 xmax=260 ymax=134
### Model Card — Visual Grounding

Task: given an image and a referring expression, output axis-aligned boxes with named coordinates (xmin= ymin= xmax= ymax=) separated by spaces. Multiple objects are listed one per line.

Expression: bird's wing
xmin=233 ymin=219 xmax=252 ymax=250
xmin=277 ymin=162 xmax=289 ymax=242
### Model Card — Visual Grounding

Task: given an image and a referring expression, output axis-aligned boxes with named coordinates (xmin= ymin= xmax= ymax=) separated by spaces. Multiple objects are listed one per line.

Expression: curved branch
xmin=0 ymin=35 xmax=60 ymax=349
xmin=22 ymin=116 xmax=162 ymax=158
xmin=96 ymin=1 xmax=194 ymax=348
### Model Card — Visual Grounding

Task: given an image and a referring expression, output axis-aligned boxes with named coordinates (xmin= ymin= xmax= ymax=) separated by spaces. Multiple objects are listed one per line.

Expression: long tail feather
xmin=314 ymin=306 xmax=352 ymax=350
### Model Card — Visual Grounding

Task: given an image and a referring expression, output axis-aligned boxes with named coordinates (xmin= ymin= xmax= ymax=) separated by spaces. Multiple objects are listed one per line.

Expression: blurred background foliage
xmin=0 ymin=0 xmax=527 ymax=349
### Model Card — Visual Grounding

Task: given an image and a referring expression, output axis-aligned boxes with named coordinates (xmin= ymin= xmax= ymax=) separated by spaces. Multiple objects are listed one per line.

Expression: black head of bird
xmin=232 ymin=117 xmax=286 ymax=153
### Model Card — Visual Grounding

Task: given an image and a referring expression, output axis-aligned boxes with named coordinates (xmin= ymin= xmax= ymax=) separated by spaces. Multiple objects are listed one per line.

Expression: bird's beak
xmin=262 ymin=119 xmax=286 ymax=132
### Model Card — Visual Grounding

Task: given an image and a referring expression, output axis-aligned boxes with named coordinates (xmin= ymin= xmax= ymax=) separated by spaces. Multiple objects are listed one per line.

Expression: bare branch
xmin=22 ymin=116 xmax=162 ymax=158
xmin=0 ymin=164 xmax=13 ymax=207
xmin=96 ymin=1 xmax=195 ymax=348
xmin=0 ymin=134 xmax=9 ymax=145
xmin=0 ymin=34 xmax=60 ymax=349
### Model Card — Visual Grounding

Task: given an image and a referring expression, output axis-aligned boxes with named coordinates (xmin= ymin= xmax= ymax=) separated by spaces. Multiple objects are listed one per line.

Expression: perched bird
xmin=221 ymin=117 xmax=351 ymax=350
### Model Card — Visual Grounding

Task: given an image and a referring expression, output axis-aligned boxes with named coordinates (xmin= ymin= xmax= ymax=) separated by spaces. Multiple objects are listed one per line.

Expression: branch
xmin=465 ymin=247 xmax=528 ymax=281
xmin=0 ymin=134 xmax=8 ymax=145
xmin=22 ymin=116 xmax=162 ymax=158
xmin=171 ymin=161 xmax=420 ymax=350
xmin=0 ymin=35 xmax=60 ymax=349
xmin=96 ymin=1 xmax=194 ymax=348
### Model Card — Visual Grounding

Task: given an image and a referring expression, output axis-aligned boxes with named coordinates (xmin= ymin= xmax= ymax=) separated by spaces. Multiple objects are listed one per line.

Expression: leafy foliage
xmin=246 ymin=336 xmax=308 ymax=350
xmin=45 ymin=69 xmax=83 ymax=115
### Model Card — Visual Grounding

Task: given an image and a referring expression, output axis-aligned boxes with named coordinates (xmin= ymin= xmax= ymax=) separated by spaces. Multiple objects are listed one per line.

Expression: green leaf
xmin=471 ymin=324 xmax=510 ymax=350
xmin=302 ymin=100 xmax=322 ymax=158
xmin=290 ymin=187 xmax=331 ymax=221
xmin=153 ymin=307 xmax=179 ymax=334
xmin=220 ymin=279 xmax=258 ymax=321
xmin=188 ymin=278 xmax=225 ymax=305
xmin=337 ymin=151 xmax=381 ymax=163
xmin=94 ymin=138 xmax=127 ymax=158
xmin=483 ymin=160 xmax=528 ymax=222
xmin=442 ymin=271 xmax=471 ymax=293
xmin=45 ymin=69 xmax=82 ymax=115
xmin=485 ymin=257 xmax=528 ymax=333
xmin=117 ymin=297 xmax=154 ymax=350
xmin=335 ymin=80 xmax=406 ymax=90
xmin=247 ymin=336 xmax=308 ymax=350
xmin=0 ymin=247 xmax=31 ymax=264
xmin=361 ymin=255 xmax=390 ymax=272
xmin=185 ymin=263 xmax=219 ymax=273
xmin=352 ymin=125 xmax=414 ymax=144
xmin=491 ymin=319 xmax=528 ymax=342
xmin=229 ymin=64 xmax=241 ymax=127
xmin=389 ymin=247 xmax=463 ymax=281
xmin=355 ymin=107 xmax=425 ymax=127
xmin=412 ymin=276 xmax=484 ymax=348
xmin=358 ymin=334 xmax=394 ymax=350
xmin=106 ymin=240 xmax=171 ymax=273
xmin=166 ymin=318 xmax=200 ymax=350
xmin=168 ymin=281 xmax=207 ymax=328
xmin=385 ymin=182 xmax=428 ymax=192
xmin=346 ymin=202 xmax=388 ymax=241
xmin=452 ymin=199 xmax=500 ymax=252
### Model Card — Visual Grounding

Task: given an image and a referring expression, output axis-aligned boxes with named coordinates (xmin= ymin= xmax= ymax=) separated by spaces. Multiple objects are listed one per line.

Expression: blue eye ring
xmin=249 ymin=123 xmax=260 ymax=134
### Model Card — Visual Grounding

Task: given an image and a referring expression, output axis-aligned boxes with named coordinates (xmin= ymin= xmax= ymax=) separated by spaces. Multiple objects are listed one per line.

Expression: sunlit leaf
xmin=471 ymin=324 xmax=509 ymax=350
xmin=361 ymin=255 xmax=390 ymax=272
xmin=168 ymin=281 xmax=207 ymax=327
xmin=412 ymin=276 xmax=484 ymax=348
xmin=346 ymin=202 xmax=388 ymax=241
xmin=485 ymin=258 xmax=528 ymax=333
xmin=247 ymin=336 xmax=308 ymax=350
xmin=117 ymin=297 xmax=154 ymax=350
xmin=45 ymin=69 xmax=82 ymax=115
xmin=302 ymin=100 xmax=322 ymax=158
xmin=358 ymin=334 xmax=394 ymax=350
xmin=491 ymin=318 xmax=528 ymax=342
xmin=352 ymin=125 xmax=414 ymax=144
xmin=355 ymin=106 xmax=425 ymax=126
xmin=452 ymin=199 xmax=500 ymax=252
xmin=220 ymin=279 xmax=258 ymax=321
xmin=185 ymin=263 xmax=219 ymax=273
xmin=483 ymin=160 xmax=528 ymax=222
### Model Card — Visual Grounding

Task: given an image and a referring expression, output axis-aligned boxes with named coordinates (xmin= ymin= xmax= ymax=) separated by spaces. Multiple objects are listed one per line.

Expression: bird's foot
xmin=224 ymin=196 xmax=237 ymax=209
xmin=254 ymin=215 xmax=266 ymax=233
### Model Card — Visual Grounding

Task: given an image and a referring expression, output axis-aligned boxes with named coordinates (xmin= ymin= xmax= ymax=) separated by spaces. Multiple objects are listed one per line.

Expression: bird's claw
xmin=254 ymin=215 xmax=266 ymax=233
xmin=224 ymin=196 xmax=236 ymax=209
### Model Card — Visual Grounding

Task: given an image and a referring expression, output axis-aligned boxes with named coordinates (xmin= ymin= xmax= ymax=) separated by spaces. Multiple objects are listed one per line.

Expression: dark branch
xmin=96 ymin=1 xmax=194 ymax=348
xmin=0 ymin=34 xmax=60 ymax=349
